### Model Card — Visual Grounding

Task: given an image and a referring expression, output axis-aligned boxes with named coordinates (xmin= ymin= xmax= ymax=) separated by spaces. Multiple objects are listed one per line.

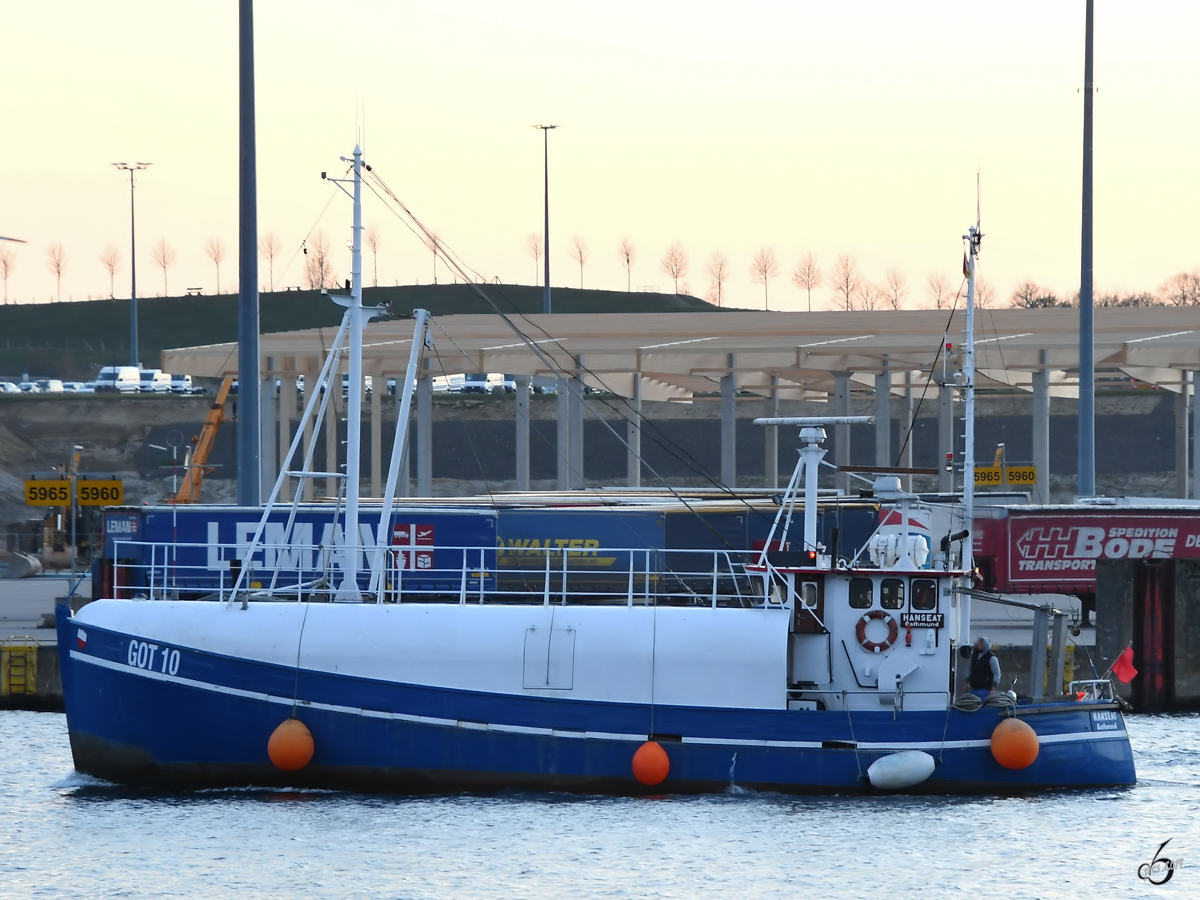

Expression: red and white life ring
xmin=856 ymin=609 xmax=899 ymax=653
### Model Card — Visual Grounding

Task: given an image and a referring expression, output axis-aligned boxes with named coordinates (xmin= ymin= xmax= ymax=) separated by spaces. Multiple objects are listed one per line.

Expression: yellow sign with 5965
xmin=974 ymin=466 xmax=1037 ymax=487
xmin=25 ymin=479 xmax=124 ymax=506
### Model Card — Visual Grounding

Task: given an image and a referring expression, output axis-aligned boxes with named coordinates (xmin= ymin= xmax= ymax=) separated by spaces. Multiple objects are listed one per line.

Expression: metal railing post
xmin=561 ymin=546 xmax=568 ymax=605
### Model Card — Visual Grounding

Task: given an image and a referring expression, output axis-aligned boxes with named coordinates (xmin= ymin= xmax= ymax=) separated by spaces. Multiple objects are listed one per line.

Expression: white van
xmin=170 ymin=374 xmax=195 ymax=394
xmin=139 ymin=369 xmax=172 ymax=392
xmin=95 ymin=366 xmax=141 ymax=393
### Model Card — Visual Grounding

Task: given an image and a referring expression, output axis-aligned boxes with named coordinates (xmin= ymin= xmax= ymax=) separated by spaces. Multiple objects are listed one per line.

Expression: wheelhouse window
xmin=849 ymin=578 xmax=873 ymax=609
xmin=800 ymin=582 xmax=819 ymax=609
xmin=881 ymin=578 xmax=905 ymax=610
xmin=912 ymin=578 xmax=937 ymax=611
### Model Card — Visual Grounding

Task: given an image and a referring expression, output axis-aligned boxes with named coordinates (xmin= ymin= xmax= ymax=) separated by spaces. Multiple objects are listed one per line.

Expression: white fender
xmin=867 ymin=750 xmax=936 ymax=790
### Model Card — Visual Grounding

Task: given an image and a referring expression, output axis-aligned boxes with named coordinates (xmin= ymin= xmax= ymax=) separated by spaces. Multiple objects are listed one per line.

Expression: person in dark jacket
xmin=965 ymin=637 xmax=1002 ymax=700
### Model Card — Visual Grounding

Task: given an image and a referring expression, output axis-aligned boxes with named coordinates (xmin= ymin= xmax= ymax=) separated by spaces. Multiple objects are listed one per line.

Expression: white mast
xmin=959 ymin=210 xmax=982 ymax=646
xmin=337 ymin=145 xmax=366 ymax=601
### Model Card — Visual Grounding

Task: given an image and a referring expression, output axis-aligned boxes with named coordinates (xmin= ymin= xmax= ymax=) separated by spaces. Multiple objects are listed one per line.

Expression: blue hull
xmin=57 ymin=605 xmax=1136 ymax=794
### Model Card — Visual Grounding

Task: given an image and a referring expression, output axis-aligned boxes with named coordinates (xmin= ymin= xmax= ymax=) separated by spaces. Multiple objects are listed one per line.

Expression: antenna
xmin=976 ymin=170 xmax=981 ymax=231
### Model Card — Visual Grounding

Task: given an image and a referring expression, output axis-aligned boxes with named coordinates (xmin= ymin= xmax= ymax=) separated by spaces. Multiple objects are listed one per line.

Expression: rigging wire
xmin=891 ymin=276 xmax=968 ymax=470
xmin=361 ymin=169 xmax=746 ymax=496
xmin=359 ymin=163 xmax=767 ymax=549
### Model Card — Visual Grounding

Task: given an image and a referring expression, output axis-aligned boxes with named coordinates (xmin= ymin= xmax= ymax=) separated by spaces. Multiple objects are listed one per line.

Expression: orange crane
xmin=170 ymin=377 xmax=234 ymax=504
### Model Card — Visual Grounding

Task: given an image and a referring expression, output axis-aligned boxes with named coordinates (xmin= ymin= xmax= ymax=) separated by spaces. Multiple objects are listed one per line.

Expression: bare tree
xmin=365 ymin=225 xmax=381 ymax=288
xmin=791 ymin=252 xmax=822 ymax=312
xmin=205 ymin=238 xmax=225 ymax=295
xmin=884 ymin=267 xmax=908 ymax=310
xmin=0 ymin=245 xmax=14 ymax=304
xmin=706 ymin=251 xmax=729 ymax=307
xmin=829 ymin=254 xmax=859 ymax=311
xmin=526 ymin=234 xmax=542 ymax=286
xmin=258 ymin=232 xmax=280 ymax=292
xmin=303 ymin=232 xmax=333 ymax=290
xmin=749 ymin=247 xmax=780 ymax=309
xmin=926 ymin=271 xmax=951 ymax=309
xmin=660 ymin=242 xmax=689 ymax=294
xmin=568 ymin=236 xmax=589 ymax=289
xmin=1011 ymin=280 xmax=1063 ymax=308
xmin=618 ymin=238 xmax=636 ymax=291
xmin=151 ymin=239 xmax=176 ymax=296
xmin=1159 ymin=271 xmax=1200 ymax=306
xmin=46 ymin=243 xmax=67 ymax=302
xmin=99 ymin=245 xmax=121 ymax=298
xmin=1097 ymin=290 xmax=1160 ymax=307
xmin=855 ymin=281 xmax=884 ymax=311
xmin=975 ymin=277 xmax=996 ymax=308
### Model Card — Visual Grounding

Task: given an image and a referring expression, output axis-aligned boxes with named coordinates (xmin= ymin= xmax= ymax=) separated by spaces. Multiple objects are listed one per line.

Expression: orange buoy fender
xmin=990 ymin=717 xmax=1039 ymax=770
xmin=268 ymin=717 xmax=315 ymax=771
xmin=632 ymin=741 xmax=670 ymax=786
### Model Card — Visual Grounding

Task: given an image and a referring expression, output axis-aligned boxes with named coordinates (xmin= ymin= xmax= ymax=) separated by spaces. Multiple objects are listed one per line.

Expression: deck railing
xmin=109 ymin=540 xmax=787 ymax=609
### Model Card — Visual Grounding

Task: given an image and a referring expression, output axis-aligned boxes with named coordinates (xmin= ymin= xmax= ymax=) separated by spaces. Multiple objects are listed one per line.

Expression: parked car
xmin=17 ymin=382 xmax=42 ymax=393
xmin=95 ymin=366 xmax=141 ymax=393
xmin=35 ymin=379 xmax=65 ymax=393
xmin=170 ymin=374 xmax=200 ymax=394
xmin=139 ymin=369 xmax=172 ymax=392
xmin=432 ymin=374 xmax=464 ymax=393
xmin=71 ymin=381 xmax=96 ymax=393
xmin=0 ymin=382 xmax=21 ymax=394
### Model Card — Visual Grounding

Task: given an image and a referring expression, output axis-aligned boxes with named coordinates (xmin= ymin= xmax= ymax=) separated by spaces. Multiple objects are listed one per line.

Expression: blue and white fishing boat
xmin=56 ymin=151 xmax=1135 ymax=794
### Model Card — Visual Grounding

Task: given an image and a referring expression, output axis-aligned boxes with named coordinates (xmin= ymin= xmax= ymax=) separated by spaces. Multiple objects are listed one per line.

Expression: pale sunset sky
xmin=1 ymin=1 xmax=1197 ymax=310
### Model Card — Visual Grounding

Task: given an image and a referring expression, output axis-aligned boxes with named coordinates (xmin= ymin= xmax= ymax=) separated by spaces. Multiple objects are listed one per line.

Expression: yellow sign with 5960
xmin=974 ymin=466 xmax=1037 ymax=487
xmin=25 ymin=479 xmax=124 ymax=506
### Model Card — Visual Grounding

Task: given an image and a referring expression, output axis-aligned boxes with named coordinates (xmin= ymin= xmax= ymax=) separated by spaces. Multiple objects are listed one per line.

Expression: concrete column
xmin=764 ymin=374 xmax=780 ymax=490
xmin=626 ymin=373 xmax=642 ymax=488
xmin=720 ymin=353 xmax=737 ymax=489
xmin=1032 ymin=352 xmax=1050 ymax=504
xmin=1177 ymin=371 xmax=1191 ymax=499
xmin=396 ymin=387 xmax=411 ymax=498
xmin=417 ymin=357 xmax=432 ymax=496
xmin=302 ymin=358 xmax=315 ymax=501
xmin=938 ymin=383 xmax=954 ymax=494
xmin=874 ymin=363 xmax=891 ymax=467
xmin=278 ymin=357 xmax=295 ymax=502
xmin=370 ymin=367 xmax=382 ymax=497
xmin=901 ymin=371 xmax=913 ymax=491
xmin=324 ymin=373 xmax=340 ymax=499
xmin=556 ymin=375 xmax=570 ymax=489
xmin=259 ymin=356 xmax=277 ymax=502
xmin=569 ymin=355 xmax=585 ymax=489
xmin=514 ymin=375 xmax=530 ymax=491
xmin=833 ymin=371 xmax=851 ymax=494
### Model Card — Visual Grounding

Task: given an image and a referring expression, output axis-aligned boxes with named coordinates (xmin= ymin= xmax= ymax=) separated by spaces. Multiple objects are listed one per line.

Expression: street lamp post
xmin=533 ymin=125 xmax=557 ymax=314
xmin=112 ymin=162 xmax=151 ymax=369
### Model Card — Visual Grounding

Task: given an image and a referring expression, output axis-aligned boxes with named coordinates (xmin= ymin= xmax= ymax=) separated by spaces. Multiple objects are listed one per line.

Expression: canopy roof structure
xmin=163 ymin=305 xmax=1200 ymax=401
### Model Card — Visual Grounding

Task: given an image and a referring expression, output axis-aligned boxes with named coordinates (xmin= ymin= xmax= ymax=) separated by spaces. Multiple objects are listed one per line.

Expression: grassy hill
xmin=0 ymin=284 xmax=719 ymax=380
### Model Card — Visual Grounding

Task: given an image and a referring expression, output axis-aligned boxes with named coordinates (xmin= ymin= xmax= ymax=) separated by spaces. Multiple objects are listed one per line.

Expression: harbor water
xmin=2 ymin=711 xmax=1196 ymax=898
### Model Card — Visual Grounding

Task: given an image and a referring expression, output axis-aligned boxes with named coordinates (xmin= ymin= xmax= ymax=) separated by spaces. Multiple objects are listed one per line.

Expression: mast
xmin=960 ymin=215 xmax=981 ymax=647
xmin=338 ymin=145 xmax=365 ymax=600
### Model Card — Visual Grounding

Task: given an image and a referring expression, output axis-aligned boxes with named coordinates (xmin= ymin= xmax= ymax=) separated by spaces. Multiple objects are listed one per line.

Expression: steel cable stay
xmin=359 ymin=163 xmax=801 ymax=551
xmin=360 ymin=168 xmax=756 ymax=496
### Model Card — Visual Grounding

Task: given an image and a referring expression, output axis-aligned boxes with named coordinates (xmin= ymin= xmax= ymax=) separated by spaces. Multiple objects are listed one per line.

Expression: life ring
xmin=856 ymin=609 xmax=898 ymax=653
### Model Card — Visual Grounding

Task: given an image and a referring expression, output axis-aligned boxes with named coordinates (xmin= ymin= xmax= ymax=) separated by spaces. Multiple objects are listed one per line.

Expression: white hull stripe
xmin=71 ymin=650 xmax=1124 ymax=752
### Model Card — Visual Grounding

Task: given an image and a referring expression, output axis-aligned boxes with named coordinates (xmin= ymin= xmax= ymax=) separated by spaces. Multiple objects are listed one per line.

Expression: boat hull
xmin=57 ymin=604 xmax=1136 ymax=794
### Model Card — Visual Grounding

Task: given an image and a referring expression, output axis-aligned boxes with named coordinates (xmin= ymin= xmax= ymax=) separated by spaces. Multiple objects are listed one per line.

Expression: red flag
xmin=1112 ymin=646 xmax=1138 ymax=683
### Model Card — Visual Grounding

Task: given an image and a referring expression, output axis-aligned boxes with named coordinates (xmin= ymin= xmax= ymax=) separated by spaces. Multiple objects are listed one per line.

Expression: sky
xmin=1 ymin=1 xmax=1198 ymax=311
